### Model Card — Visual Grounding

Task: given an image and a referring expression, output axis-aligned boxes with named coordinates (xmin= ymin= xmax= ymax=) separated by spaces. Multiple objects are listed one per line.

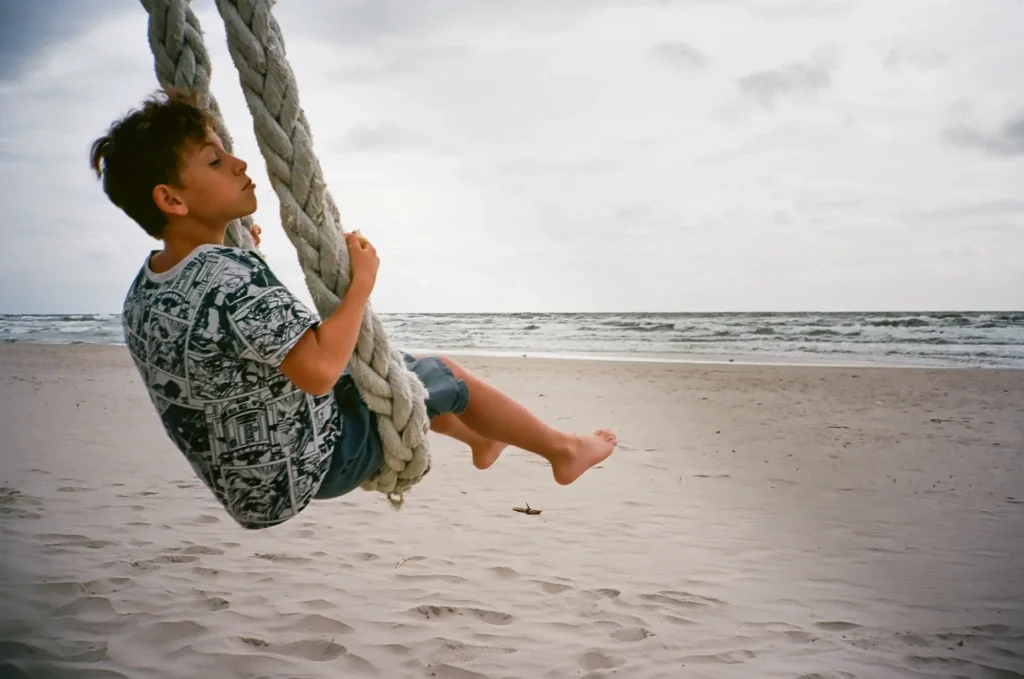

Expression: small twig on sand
xmin=827 ymin=425 xmax=850 ymax=430
xmin=513 ymin=502 xmax=542 ymax=516
xmin=395 ymin=557 xmax=412 ymax=569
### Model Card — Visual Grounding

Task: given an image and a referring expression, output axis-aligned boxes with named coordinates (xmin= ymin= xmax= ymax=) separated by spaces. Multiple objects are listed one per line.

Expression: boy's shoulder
xmin=122 ymin=244 xmax=276 ymax=325
xmin=123 ymin=243 xmax=316 ymax=361
xmin=178 ymin=243 xmax=271 ymax=278
xmin=125 ymin=245 xmax=269 ymax=293
xmin=208 ymin=244 xmax=270 ymax=270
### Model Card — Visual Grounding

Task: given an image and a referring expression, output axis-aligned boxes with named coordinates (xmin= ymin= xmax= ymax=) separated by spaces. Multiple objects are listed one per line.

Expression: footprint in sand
xmin=131 ymin=620 xmax=206 ymax=646
xmin=1 ymin=638 xmax=110 ymax=665
xmin=904 ymin=655 xmax=977 ymax=673
xmin=427 ymin=639 xmax=516 ymax=664
xmin=198 ymin=595 xmax=229 ymax=611
xmin=395 ymin=573 xmax=468 ymax=585
xmin=579 ymin=650 xmax=626 ymax=671
xmin=81 ymin=540 xmax=115 ymax=550
xmin=610 ymin=627 xmax=656 ymax=642
xmin=51 ymin=596 xmax=118 ymax=619
xmin=967 ymin=624 xmax=1011 ymax=635
xmin=639 ymin=591 xmax=724 ymax=608
xmin=411 ymin=605 xmax=514 ymax=626
xmin=682 ymin=649 xmax=756 ymax=664
xmin=168 ymin=545 xmax=224 ymax=556
xmin=272 ymin=639 xmax=348 ymax=662
xmin=485 ymin=566 xmax=520 ymax=580
xmin=252 ymin=552 xmax=311 ymax=564
xmin=129 ymin=554 xmax=199 ymax=570
xmin=190 ymin=566 xmax=221 ymax=578
xmin=813 ymin=620 xmax=861 ymax=632
xmin=533 ymin=580 xmax=574 ymax=594
xmin=152 ymin=554 xmax=200 ymax=565
xmin=0 ymin=507 xmax=42 ymax=519
xmin=79 ymin=577 xmax=131 ymax=595
xmin=663 ymin=614 xmax=699 ymax=626
xmin=268 ymin=613 xmax=355 ymax=636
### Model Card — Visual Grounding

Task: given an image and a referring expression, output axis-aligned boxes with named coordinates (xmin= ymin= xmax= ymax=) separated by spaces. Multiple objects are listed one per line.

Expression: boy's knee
xmin=436 ymin=355 xmax=469 ymax=380
xmin=405 ymin=352 xmax=468 ymax=381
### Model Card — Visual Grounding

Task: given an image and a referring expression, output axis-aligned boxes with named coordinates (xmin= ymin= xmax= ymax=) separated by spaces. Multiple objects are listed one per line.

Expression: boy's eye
xmin=209 ymin=158 xmax=221 ymax=166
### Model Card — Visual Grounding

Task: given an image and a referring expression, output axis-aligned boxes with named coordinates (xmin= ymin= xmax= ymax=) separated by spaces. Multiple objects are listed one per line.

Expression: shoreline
xmin=4 ymin=340 xmax=1021 ymax=371
xmin=400 ymin=345 xmax=1022 ymax=371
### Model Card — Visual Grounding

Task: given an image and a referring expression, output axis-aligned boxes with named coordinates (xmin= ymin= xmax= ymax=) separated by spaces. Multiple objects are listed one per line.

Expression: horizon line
xmin=2 ymin=309 xmax=1022 ymax=316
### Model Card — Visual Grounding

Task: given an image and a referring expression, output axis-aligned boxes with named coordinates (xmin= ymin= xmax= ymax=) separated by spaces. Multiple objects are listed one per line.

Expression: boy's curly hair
xmin=90 ymin=88 xmax=219 ymax=239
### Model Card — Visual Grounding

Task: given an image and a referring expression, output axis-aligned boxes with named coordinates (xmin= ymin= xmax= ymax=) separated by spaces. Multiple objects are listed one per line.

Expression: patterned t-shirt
xmin=122 ymin=244 xmax=340 ymax=529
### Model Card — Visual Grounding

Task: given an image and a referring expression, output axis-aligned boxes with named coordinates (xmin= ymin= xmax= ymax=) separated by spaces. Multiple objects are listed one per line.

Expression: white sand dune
xmin=1 ymin=344 xmax=1022 ymax=678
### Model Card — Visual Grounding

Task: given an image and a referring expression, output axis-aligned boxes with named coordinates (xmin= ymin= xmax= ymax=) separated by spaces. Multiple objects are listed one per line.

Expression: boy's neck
xmin=149 ymin=220 xmax=228 ymax=274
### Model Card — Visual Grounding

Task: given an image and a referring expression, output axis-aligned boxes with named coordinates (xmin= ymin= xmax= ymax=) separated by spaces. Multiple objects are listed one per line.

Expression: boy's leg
xmin=430 ymin=413 xmax=507 ymax=470
xmin=434 ymin=356 xmax=617 ymax=485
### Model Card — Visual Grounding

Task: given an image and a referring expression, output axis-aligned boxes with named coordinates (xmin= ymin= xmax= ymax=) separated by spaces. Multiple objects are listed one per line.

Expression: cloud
xmin=907 ymin=200 xmax=1024 ymax=220
xmin=335 ymin=123 xmax=446 ymax=154
xmin=328 ymin=45 xmax=471 ymax=82
xmin=737 ymin=50 xmax=838 ymax=109
xmin=747 ymin=0 xmax=857 ymax=19
xmin=944 ymin=112 xmax=1024 ymax=157
xmin=651 ymin=41 xmax=709 ymax=71
xmin=884 ymin=47 xmax=949 ymax=71
xmin=0 ymin=0 xmax=128 ymax=80
xmin=495 ymin=156 xmax=621 ymax=179
xmin=282 ymin=0 xmax=617 ymax=47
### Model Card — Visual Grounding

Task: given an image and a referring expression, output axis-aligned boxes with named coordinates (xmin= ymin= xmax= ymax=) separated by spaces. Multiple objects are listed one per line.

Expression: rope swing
xmin=139 ymin=0 xmax=432 ymax=506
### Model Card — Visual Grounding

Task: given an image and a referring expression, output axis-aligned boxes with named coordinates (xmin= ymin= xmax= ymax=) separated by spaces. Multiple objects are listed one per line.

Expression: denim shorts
xmin=314 ymin=352 xmax=469 ymax=499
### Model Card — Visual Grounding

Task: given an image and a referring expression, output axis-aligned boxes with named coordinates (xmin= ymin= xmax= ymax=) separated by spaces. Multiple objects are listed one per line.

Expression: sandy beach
xmin=1 ymin=343 xmax=1022 ymax=678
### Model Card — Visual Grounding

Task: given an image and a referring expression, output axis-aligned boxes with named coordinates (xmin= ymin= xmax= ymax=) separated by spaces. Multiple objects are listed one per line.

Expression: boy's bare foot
xmin=552 ymin=429 xmax=617 ymax=485
xmin=472 ymin=440 xmax=508 ymax=470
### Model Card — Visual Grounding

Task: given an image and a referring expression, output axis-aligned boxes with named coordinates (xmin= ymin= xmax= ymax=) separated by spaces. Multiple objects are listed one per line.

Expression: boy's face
xmin=159 ymin=131 xmax=257 ymax=229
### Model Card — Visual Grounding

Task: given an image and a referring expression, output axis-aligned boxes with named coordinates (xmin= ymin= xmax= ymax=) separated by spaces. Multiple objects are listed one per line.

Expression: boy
xmin=90 ymin=89 xmax=617 ymax=530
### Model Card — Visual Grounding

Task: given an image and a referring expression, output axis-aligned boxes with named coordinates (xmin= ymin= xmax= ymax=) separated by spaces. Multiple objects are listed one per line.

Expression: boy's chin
xmin=232 ymin=200 xmax=258 ymax=221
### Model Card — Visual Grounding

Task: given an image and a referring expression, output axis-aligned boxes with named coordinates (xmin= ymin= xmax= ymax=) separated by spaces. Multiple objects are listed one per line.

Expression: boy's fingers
xmin=344 ymin=230 xmax=371 ymax=253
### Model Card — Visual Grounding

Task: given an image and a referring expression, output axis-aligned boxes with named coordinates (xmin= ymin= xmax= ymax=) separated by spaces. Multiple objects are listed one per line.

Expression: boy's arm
xmin=278 ymin=284 xmax=372 ymax=396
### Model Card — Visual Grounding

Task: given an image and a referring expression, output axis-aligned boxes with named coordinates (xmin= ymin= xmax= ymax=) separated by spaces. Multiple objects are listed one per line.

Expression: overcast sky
xmin=1 ymin=0 xmax=1022 ymax=314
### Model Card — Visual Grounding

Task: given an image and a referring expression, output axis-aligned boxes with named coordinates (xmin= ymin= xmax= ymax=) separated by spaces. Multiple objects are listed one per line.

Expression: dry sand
xmin=1 ymin=343 xmax=1022 ymax=679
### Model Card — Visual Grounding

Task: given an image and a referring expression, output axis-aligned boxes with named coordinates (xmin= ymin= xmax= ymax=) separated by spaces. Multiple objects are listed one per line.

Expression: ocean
xmin=2 ymin=311 xmax=1023 ymax=369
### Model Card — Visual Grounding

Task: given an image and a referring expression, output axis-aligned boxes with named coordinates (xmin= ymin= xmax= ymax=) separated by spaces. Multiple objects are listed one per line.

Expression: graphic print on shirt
xmin=122 ymin=246 xmax=340 ymax=528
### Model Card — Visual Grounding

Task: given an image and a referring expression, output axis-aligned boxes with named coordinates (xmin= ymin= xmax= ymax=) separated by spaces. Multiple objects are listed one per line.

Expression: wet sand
xmin=1 ymin=343 xmax=1022 ymax=678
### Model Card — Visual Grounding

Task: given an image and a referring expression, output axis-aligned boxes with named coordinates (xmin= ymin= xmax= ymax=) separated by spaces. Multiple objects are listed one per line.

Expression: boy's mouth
xmin=243 ymin=178 xmax=254 ymax=191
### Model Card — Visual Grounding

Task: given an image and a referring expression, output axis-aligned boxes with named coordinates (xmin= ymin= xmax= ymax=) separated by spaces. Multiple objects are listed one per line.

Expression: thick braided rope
xmin=149 ymin=0 xmax=431 ymax=503
xmin=139 ymin=0 xmax=254 ymax=251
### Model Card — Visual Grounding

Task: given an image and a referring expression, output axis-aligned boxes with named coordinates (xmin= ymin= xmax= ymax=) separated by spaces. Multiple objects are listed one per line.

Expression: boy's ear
xmin=153 ymin=184 xmax=188 ymax=218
